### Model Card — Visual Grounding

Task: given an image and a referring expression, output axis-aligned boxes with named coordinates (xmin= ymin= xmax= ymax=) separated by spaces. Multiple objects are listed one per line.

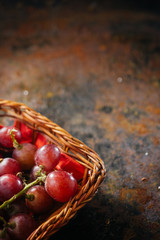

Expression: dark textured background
xmin=0 ymin=1 xmax=160 ymax=239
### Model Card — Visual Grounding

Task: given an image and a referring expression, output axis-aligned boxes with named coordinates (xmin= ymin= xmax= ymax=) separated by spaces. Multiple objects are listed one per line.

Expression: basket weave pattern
xmin=0 ymin=99 xmax=106 ymax=240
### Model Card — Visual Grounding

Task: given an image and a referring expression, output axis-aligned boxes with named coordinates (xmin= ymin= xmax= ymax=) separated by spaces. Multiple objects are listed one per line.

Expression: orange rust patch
xmin=116 ymin=114 xmax=148 ymax=135
xmin=153 ymin=136 xmax=160 ymax=146
xmin=146 ymin=105 xmax=160 ymax=116
xmin=120 ymin=188 xmax=152 ymax=206
xmin=72 ymin=44 xmax=86 ymax=61
xmin=99 ymin=44 xmax=107 ymax=51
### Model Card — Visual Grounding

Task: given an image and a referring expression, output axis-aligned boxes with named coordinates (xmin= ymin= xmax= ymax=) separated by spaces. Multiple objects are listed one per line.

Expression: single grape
xmin=25 ymin=185 xmax=54 ymax=214
xmin=45 ymin=170 xmax=78 ymax=202
xmin=0 ymin=158 xmax=21 ymax=176
xmin=7 ymin=213 xmax=36 ymax=240
xmin=0 ymin=174 xmax=23 ymax=202
xmin=0 ymin=127 xmax=21 ymax=148
xmin=12 ymin=143 xmax=37 ymax=171
xmin=34 ymin=144 xmax=61 ymax=173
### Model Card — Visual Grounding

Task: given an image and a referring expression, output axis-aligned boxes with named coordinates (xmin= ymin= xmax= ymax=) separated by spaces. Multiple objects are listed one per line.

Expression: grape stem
xmin=0 ymin=216 xmax=8 ymax=226
xmin=10 ymin=128 xmax=22 ymax=149
xmin=0 ymin=172 xmax=46 ymax=210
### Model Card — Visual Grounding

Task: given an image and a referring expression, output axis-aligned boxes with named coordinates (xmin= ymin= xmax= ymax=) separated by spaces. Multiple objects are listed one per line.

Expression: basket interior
xmin=0 ymin=100 xmax=106 ymax=240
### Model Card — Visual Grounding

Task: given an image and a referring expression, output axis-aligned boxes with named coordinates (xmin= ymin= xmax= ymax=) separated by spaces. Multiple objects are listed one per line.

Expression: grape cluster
xmin=0 ymin=123 xmax=85 ymax=240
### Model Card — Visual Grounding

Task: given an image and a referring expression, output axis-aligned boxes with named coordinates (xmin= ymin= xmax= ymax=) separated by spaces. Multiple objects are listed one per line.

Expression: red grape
xmin=12 ymin=143 xmax=37 ymax=170
xmin=0 ymin=158 xmax=21 ymax=176
xmin=25 ymin=185 xmax=54 ymax=214
xmin=0 ymin=174 xmax=23 ymax=201
xmin=7 ymin=213 xmax=36 ymax=240
xmin=34 ymin=144 xmax=61 ymax=173
xmin=0 ymin=127 xmax=21 ymax=148
xmin=45 ymin=170 xmax=78 ymax=202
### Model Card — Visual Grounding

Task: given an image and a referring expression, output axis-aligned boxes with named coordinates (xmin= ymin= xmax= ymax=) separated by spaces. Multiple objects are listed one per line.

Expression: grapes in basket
xmin=0 ymin=121 xmax=85 ymax=240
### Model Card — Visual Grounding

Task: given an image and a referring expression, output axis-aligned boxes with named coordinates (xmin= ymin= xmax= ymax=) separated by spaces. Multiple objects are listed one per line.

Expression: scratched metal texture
xmin=0 ymin=1 xmax=160 ymax=239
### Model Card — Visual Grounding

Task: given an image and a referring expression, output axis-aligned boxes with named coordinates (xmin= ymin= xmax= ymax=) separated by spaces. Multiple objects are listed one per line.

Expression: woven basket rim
xmin=0 ymin=99 xmax=106 ymax=240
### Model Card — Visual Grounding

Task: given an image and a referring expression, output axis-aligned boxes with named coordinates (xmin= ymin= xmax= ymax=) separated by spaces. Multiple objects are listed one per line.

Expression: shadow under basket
xmin=0 ymin=99 xmax=106 ymax=240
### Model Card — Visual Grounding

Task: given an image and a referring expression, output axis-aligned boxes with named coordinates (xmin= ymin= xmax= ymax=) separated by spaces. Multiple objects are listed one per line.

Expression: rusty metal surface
xmin=0 ymin=1 xmax=160 ymax=239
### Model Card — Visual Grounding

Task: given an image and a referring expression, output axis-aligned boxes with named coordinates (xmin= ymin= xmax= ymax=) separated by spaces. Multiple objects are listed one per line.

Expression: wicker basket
xmin=0 ymin=99 xmax=106 ymax=240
